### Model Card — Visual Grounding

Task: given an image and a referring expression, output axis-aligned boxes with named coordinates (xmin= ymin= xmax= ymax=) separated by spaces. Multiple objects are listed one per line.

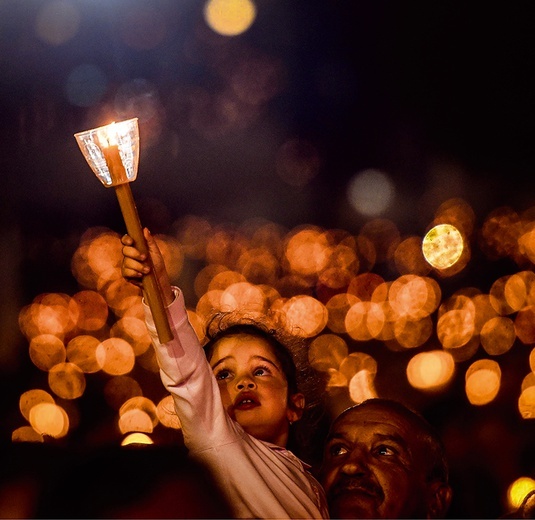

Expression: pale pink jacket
xmin=144 ymin=288 xmax=329 ymax=519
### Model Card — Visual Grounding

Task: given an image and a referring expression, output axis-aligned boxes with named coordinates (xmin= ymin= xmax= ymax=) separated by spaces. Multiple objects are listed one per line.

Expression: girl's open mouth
xmin=234 ymin=392 xmax=259 ymax=410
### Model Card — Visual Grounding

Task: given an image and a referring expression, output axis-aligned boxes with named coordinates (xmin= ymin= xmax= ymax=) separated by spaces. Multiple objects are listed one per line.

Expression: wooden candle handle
xmin=114 ymin=183 xmax=174 ymax=343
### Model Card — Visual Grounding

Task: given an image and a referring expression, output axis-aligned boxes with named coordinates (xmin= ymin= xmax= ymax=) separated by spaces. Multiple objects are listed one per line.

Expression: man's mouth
xmin=331 ymin=479 xmax=383 ymax=501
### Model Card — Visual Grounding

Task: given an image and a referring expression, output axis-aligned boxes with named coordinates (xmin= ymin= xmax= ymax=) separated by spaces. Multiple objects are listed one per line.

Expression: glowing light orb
xmin=507 ymin=476 xmax=535 ymax=509
xmin=422 ymin=224 xmax=463 ymax=269
xmin=204 ymin=0 xmax=256 ymax=36
xmin=121 ymin=432 xmax=153 ymax=446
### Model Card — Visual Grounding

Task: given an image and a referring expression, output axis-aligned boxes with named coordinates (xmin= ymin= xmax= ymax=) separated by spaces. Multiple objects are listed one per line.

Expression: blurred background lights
xmin=12 ymin=425 xmax=44 ymax=443
xmin=156 ymin=395 xmax=182 ymax=430
xmin=480 ymin=316 xmax=516 ymax=356
xmin=504 ymin=271 xmax=535 ymax=312
xmin=29 ymin=334 xmax=66 ymax=372
xmin=29 ymin=402 xmax=69 ymax=439
xmin=347 ymin=169 xmax=395 ymax=217
xmin=406 ymin=351 xmax=455 ymax=391
xmin=119 ymin=397 xmax=159 ymax=430
xmin=521 ymin=372 xmax=535 ymax=392
xmin=514 ymin=306 xmax=535 ymax=345
xmin=465 ymin=359 xmax=501 ymax=405
xmin=325 ymin=294 xmax=360 ymax=334
xmin=359 ymin=218 xmax=400 ymax=264
xmin=9 ymin=206 xmax=535 ymax=517
xmin=518 ymin=385 xmax=535 ymax=418
xmin=204 ymin=0 xmax=257 ymax=36
xmin=34 ymin=0 xmax=80 ymax=46
xmin=121 ymin=432 xmax=154 ymax=446
xmin=284 ymin=227 xmax=330 ymax=276
xmin=348 ymin=369 xmax=378 ymax=404
xmin=393 ymin=236 xmax=432 ymax=276
xmin=507 ymin=476 xmax=535 ymax=510
xmin=48 ymin=362 xmax=86 ymax=400
xmin=70 ymin=290 xmax=109 ymax=331
xmin=19 ymin=389 xmax=55 ymax=423
xmin=282 ymin=295 xmax=328 ymax=338
xmin=118 ymin=409 xmax=154 ymax=435
xmin=422 ymin=224 xmax=464 ymax=269
xmin=96 ymin=338 xmax=136 ymax=376
xmin=308 ymin=334 xmax=348 ymax=371
xmin=66 ymin=335 xmax=104 ymax=373
xmin=339 ymin=353 xmax=377 ymax=387
xmin=220 ymin=281 xmax=266 ymax=313
xmin=15 ymin=212 xmax=535 ymax=444
xmin=345 ymin=301 xmax=384 ymax=341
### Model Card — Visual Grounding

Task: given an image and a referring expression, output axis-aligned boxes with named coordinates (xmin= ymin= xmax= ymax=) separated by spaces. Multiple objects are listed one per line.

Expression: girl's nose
xmin=236 ymin=376 xmax=256 ymax=390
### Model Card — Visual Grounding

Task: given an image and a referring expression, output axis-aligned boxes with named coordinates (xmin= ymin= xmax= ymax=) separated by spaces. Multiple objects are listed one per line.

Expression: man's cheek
xmin=323 ymin=471 xmax=337 ymax=492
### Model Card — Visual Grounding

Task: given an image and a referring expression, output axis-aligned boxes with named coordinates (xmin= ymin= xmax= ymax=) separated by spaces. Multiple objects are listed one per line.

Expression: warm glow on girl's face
xmin=209 ymin=334 xmax=302 ymax=447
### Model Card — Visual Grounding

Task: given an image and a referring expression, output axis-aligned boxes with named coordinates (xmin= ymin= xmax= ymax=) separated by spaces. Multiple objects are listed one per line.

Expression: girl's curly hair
xmin=202 ymin=310 xmax=328 ymax=465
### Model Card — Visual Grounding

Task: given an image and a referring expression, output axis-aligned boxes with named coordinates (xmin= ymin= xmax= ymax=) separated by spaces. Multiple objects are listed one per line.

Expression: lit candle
xmin=102 ymin=144 xmax=129 ymax=184
xmin=99 ymin=125 xmax=129 ymax=185
xmin=75 ymin=119 xmax=173 ymax=344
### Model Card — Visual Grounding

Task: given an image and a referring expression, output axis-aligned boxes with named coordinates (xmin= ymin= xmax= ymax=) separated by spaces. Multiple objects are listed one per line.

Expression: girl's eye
xmin=215 ymin=369 xmax=231 ymax=381
xmin=329 ymin=444 xmax=348 ymax=457
xmin=253 ymin=365 xmax=271 ymax=376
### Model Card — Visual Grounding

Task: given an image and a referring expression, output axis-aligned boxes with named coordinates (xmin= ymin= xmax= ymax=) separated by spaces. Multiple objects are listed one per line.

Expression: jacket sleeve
xmin=143 ymin=287 xmax=236 ymax=451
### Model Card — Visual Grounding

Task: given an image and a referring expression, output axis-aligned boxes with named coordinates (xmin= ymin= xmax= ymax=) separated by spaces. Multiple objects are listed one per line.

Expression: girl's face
xmin=209 ymin=333 xmax=304 ymax=447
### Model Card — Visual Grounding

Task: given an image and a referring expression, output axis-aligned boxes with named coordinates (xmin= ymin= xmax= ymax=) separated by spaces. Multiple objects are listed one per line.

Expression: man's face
xmin=320 ymin=404 xmax=432 ymax=519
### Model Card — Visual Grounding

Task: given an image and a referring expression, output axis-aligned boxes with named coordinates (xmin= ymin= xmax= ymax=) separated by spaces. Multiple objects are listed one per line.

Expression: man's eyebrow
xmin=374 ymin=432 xmax=411 ymax=452
xmin=324 ymin=431 xmax=410 ymax=449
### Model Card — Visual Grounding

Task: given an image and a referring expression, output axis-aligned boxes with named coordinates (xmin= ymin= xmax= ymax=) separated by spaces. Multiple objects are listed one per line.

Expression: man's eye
xmin=329 ymin=444 xmax=348 ymax=457
xmin=215 ymin=369 xmax=231 ymax=380
xmin=375 ymin=445 xmax=396 ymax=456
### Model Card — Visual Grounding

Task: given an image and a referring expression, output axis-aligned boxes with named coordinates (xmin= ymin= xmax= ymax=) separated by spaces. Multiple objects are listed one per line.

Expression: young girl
xmin=121 ymin=228 xmax=329 ymax=519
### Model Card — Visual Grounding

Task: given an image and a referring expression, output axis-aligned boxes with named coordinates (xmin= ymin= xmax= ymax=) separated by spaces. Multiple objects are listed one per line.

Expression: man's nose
xmin=341 ymin=448 xmax=370 ymax=475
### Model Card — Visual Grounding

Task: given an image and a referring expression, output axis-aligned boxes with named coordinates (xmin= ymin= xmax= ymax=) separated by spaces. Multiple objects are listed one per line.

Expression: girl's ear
xmin=287 ymin=392 xmax=305 ymax=423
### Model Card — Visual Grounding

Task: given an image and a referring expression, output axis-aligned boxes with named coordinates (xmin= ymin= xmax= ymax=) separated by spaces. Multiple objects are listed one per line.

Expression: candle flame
xmin=97 ymin=122 xmax=118 ymax=148
xmin=74 ymin=117 xmax=139 ymax=187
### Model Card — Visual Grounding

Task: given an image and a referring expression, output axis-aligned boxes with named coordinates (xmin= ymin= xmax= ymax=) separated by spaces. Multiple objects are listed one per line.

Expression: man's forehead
xmin=332 ymin=404 xmax=417 ymax=436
